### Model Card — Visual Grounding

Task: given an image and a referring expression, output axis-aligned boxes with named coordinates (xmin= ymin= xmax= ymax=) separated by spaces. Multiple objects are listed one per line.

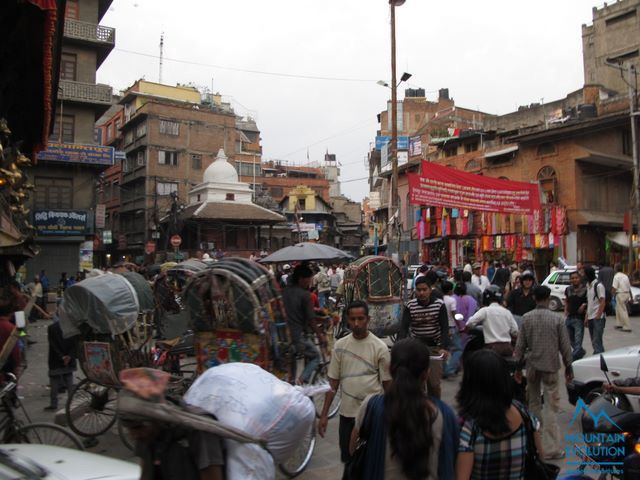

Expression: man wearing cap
xmin=280 ymin=264 xmax=291 ymax=287
xmin=471 ymin=263 xmax=490 ymax=292
xmin=507 ymin=270 xmax=537 ymax=326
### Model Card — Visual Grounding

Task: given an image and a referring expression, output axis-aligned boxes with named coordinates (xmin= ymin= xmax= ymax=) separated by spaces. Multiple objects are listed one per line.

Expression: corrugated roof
xmin=181 ymin=202 xmax=285 ymax=223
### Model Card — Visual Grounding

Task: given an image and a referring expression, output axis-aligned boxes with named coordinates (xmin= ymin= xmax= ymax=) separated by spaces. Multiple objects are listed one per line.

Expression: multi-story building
xmin=26 ymin=0 xmax=115 ymax=281
xmin=582 ymin=0 xmax=640 ymax=94
xmin=117 ymin=80 xmax=260 ymax=261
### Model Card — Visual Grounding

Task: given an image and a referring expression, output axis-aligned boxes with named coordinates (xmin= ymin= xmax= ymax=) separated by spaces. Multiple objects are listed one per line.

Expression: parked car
xmin=540 ymin=267 xmax=640 ymax=314
xmin=567 ymin=345 xmax=640 ymax=407
xmin=0 ymin=444 xmax=141 ymax=480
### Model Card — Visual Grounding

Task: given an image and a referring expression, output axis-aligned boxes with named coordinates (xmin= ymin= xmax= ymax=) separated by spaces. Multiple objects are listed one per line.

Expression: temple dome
xmin=203 ymin=148 xmax=238 ymax=184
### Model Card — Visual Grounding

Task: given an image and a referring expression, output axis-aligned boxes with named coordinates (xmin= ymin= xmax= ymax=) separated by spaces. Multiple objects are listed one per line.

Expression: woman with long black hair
xmin=456 ymin=349 xmax=542 ymax=479
xmin=349 ymin=338 xmax=458 ymax=480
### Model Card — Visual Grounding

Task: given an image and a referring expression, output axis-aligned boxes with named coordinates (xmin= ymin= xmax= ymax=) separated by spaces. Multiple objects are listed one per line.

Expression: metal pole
xmin=629 ymin=65 xmax=639 ymax=272
xmin=389 ymin=1 xmax=398 ymax=253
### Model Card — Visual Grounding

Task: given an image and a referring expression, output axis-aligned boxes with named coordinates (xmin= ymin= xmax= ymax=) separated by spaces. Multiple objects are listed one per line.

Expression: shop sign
xmin=375 ymin=136 xmax=409 ymax=150
xmin=34 ymin=210 xmax=88 ymax=235
xmin=37 ymin=143 xmax=115 ymax=166
xmin=95 ymin=204 xmax=106 ymax=229
xmin=79 ymin=241 xmax=93 ymax=271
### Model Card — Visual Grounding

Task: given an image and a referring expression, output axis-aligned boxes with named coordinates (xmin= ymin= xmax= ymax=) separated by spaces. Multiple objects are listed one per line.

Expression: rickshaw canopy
xmin=60 ymin=272 xmax=150 ymax=337
xmin=343 ymin=255 xmax=403 ymax=303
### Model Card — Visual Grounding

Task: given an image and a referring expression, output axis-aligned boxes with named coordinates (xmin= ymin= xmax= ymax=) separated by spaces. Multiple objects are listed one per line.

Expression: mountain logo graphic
xmin=568 ymin=398 xmax=621 ymax=429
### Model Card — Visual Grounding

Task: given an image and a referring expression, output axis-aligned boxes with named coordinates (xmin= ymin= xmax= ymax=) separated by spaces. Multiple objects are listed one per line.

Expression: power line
xmin=114 ymin=48 xmax=379 ymax=83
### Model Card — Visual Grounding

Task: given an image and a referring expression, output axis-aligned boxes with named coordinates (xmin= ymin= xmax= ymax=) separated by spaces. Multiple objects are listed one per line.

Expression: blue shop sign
xmin=37 ymin=143 xmax=114 ymax=166
xmin=34 ymin=210 xmax=89 ymax=235
xmin=375 ymin=136 xmax=409 ymax=150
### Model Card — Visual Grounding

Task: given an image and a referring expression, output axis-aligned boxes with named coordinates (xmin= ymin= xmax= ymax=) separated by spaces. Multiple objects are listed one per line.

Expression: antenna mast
xmin=159 ymin=32 xmax=164 ymax=83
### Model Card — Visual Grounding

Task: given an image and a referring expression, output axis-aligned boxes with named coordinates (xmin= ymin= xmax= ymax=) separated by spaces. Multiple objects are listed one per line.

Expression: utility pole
xmin=629 ymin=64 xmax=639 ymax=272
xmin=389 ymin=1 xmax=399 ymax=254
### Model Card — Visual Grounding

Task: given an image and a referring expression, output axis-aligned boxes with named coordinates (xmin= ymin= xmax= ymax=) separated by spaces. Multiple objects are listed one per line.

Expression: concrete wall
xmin=582 ymin=0 xmax=640 ymax=94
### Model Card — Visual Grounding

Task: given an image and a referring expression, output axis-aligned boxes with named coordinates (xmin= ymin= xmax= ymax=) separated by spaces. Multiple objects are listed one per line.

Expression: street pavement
xmin=15 ymin=312 xmax=640 ymax=479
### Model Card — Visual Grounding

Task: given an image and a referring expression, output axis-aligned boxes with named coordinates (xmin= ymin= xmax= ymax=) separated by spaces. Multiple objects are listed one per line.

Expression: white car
xmin=0 ymin=444 xmax=140 ymax=480
xmin=541 ymin=268 xmax=640 ymax=313
xmin=567 ymin=345 xmax=640 ymax=409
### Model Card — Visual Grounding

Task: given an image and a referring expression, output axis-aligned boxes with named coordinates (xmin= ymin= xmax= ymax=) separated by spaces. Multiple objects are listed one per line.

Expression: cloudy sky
xmin=98 ymin=0 xmax=595 ymax=202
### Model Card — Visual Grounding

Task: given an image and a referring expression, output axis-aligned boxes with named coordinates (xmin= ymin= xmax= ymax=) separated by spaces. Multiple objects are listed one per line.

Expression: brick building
xmin=26 ymin=0 xmax=115 ymax=281
xmin=117 ymin=80 xmax=256 ymax=261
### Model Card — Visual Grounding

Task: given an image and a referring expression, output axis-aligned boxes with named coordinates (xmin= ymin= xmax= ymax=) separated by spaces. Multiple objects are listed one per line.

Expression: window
xmin=538 ymin=165 xmax=557 ymax=204
xmin=136 ymin=150 xmax=146 ymax=167
xmin=444 ymin=146 xmax=457 ymax=158
xmin=124 ymin=130 xmax=133 ymax=146
xmin=297 ymin=198 xmax=306 ymax=210
xmin=191 ymin=154 xmax=202 ymax=170
xmin=236 ymin=161 xmax=261 ymax=177
xmin=225 ymin=193 xmax=235 ymax=201
xmin=115 ymin=119 xmax=122 ymax=134
xmin=34 ymin=177 xmax=73 ymax=209
xmin=606 ymin=9 xmax=636 ymax=26
xmin=65 ymin=0 xmax=78 ymax=19
xmin=537 ymin=142 xmax=557 ymax=156
xmin=464 ymin=142 xmax=478 ymax=153
xmin=135 ymin=122 xmax=147 ymax=139
xmin=49 ymin=115 xmax=74 ymax=143
xmin=157 ymin=182 xmax=178 ymax=196
xmin=158 ymin=150 xmax=178 ymax=166
xmin=556 ymin=272 xmax=571 ymax=285
xmin=106 ymin=124 xmax=114 ymax=141
xmin=159 ymin=120 xmax=180 ymax=136
xmin=464 ymin=159 xmax=480 ymax=171
xmin=60 ymin=53 xmax=77 ymax=81
xmin=607 ymin=50 xmax=639 ymax=65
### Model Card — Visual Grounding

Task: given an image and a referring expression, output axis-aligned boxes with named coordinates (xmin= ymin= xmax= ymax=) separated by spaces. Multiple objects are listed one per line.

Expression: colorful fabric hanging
xmin=549 ymin=232 xmax=555 ymax=248
xmin=527 ymin=214 xmax=534 ymax=234
xmin=452 ymin=208 xmax=459 ymax=218
xmin=456 ymin=218 xmax=463 ymax=235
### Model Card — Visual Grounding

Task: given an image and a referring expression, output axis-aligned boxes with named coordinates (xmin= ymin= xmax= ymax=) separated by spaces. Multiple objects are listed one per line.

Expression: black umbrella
xmin=259 ymin=242 xmax=353 ymax=263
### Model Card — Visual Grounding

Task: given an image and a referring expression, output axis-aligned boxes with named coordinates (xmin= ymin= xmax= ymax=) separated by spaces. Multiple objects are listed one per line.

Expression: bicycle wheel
xmin=65 ymin=378 xmax=117 ymax=437
xmin=278 ymin=422 xmax=316 ymax=478
xmin=310 ymin=368 xmax=341 ymax=419
xmin=11 ymin=422 xmax=84 ymax=450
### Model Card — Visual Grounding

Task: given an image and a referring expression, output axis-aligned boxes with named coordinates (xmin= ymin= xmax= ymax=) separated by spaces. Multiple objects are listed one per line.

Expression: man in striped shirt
xmin=400 ymin=276 xmax=450 ymax=398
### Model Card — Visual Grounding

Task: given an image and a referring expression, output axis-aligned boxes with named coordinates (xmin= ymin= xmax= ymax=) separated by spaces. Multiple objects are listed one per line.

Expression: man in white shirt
xmin=612 ymin=263 xmax=632 ymax=332
xmin=471 ymin=263 xmax=491 ymax=292
xmin=467 ymin=285 xmax=519 ymax=357
xmin=584 ymin=266 xmax=606 ymax=354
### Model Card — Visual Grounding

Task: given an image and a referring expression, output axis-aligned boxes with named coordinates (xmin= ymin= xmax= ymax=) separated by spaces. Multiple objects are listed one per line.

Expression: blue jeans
xmin=444 ymin=327 xmax=463 ymax=376
xmin=587 ymin=316 xmax=606 ymax=354
xmin=293 ymin=334 xmax=320 ymax=383
xmin=565 ymin=315 xmax=586 ymax=360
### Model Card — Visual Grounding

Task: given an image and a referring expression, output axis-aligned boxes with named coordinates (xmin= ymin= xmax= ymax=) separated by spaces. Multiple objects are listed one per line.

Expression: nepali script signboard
xmin=408 ymin=161 xmax=540 ymax=214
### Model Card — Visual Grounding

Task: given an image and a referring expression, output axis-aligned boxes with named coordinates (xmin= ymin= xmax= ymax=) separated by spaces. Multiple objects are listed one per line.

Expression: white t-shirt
xmin=586 ymin=280 xmax=606 ymax=319
xmin=472 ymin=274 xmax=491 ymax=292
xmin=467 ymin=303 xmax=519 ymax=343
xmin=443 ymin=295 xmax=457 ymax=327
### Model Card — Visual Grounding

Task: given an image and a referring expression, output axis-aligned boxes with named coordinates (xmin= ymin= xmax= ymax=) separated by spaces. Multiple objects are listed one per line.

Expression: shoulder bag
xmin=515 ymin=403 xmax=560 ymax=480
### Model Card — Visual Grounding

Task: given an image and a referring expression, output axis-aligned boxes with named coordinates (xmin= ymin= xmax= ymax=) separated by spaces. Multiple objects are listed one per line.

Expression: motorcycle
xmin=570 ymin=355 xmax=640 ymax=479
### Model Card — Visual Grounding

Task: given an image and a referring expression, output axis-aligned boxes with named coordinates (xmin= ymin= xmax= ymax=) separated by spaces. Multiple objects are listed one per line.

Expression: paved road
xmin=16 ymin=313 xmax=640 ymax=478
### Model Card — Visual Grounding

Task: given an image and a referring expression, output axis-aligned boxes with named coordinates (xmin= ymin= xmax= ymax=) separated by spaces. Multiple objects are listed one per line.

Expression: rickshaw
xmin=339 ymin=255 xmax=404 ymax=338
xmin=59 ymin=272 xmax=192 ymax=446
xmin=181 ymin=257 xmax=315 ymax=477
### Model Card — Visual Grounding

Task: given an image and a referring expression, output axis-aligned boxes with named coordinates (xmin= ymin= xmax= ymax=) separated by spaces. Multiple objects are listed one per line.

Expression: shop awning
xmin=575 ymin=211 xmax=624 ymax=227
xmin=484 ymin=145 xmax=518 ymax=158
xmin=576 ymin=149 xmax=632 ymax=168
xmin=606 ymin=231 xmax=640 ymax=248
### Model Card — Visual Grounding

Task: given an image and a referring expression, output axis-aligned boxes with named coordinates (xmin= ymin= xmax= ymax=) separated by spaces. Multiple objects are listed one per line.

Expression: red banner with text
xmin=408 ymin=161 xmax=540 ymax=214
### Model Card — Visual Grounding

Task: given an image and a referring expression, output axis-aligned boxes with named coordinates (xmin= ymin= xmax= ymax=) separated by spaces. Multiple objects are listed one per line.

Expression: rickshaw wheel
xmin=278 ymin=422 xmax=316 ymax=478
xmin=65 ymin=378 xmax=118 ymax=437
xmin=117 ymin=417 xmax=135 ymax=451
xmin=10 ymin=422 xmax=84 ymax=450
xmin=309 ymin=368 xmax=341 ymax=419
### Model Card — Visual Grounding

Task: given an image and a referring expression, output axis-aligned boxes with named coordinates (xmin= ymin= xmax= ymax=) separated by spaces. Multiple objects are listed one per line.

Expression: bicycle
xmin=0 ymin=374 xmax=83 ymax=449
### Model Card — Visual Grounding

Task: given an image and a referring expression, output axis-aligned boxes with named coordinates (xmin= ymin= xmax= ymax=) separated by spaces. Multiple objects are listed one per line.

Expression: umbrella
xmin=259 ymin=242 xmax=353 ymax=263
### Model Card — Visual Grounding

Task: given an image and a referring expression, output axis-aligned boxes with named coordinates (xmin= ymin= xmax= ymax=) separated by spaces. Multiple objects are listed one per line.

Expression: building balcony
xmin=59 ymin=80 xmax=112 ymax=110
xmin=63 ymin=19 xmax=115 ymax=67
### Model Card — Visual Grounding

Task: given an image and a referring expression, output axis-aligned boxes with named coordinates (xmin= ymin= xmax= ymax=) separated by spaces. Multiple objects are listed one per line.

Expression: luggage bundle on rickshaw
xmin=341 ymin=255 xmax=403 ymax=337
xmin=182 ymin=257 xmax=292 ymax=379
